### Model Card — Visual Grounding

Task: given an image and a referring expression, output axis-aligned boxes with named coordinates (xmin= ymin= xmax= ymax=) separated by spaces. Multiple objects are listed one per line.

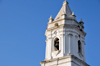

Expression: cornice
xmin=46 ymin=24 xmax=86 ymax=37
xmin=67 ymin=33 xmax=73 ymax=36
xmin=48 ymin=18 xmax=78 ymax=25
xmin=63 ymin=24 xmax=86 ymax=36
xmin=46 ymin=24 xmax=64 ymax=31
xmin=40 ymin=55 xmax=90 ymax=66
xmin=40 ymin=55 xmax=71 ymax=64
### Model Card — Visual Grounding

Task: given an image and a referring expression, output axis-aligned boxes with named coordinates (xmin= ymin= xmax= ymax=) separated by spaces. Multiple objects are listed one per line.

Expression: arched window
xmin=78 ymin=40 xmax=81 ymax=53
xmin=54 ymin=38 xmax=59 ymax=51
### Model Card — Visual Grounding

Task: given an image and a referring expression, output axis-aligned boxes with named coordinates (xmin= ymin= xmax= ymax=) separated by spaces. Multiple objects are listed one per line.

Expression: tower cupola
xmin=40 ymin=1 xmax=89 ymax=66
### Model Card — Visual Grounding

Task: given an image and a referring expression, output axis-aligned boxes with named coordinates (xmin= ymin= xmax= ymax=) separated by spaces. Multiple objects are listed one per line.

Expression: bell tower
xmin=40 ymin=0 xmax=89 ymax=66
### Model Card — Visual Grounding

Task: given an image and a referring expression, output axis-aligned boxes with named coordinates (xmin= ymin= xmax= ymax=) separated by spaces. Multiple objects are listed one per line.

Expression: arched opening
xmin=78 ymin=40 xmax=81 ymax=53
xmin=54 ymin=38 xmax=59 ymax=51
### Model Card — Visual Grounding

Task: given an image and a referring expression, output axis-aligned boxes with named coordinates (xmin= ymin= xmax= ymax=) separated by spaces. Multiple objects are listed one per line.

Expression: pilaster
xmin=67 ymin=33 xmax=73 ymax=55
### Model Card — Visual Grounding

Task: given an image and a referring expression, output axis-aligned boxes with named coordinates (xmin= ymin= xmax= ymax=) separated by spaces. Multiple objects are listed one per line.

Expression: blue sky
xmin=0 ymin=0 xmax=100 ymax=66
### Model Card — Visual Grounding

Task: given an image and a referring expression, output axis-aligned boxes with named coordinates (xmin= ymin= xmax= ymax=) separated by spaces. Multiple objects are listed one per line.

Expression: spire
xmin=54 ymin=0 xmax=72 ymax=20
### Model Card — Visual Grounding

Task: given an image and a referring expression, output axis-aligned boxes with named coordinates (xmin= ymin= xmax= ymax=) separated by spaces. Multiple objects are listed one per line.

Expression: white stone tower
xmin=40 ymin=0 xmax=89 ymax=66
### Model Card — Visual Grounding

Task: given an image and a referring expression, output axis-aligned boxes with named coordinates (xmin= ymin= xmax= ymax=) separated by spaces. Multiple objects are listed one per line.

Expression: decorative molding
xmin=78 ymin=52 xmax=84 ymax=58
xmin=65 ymin=30 xmax=79 ymax=35
xmin=67 ymin=53 xmax=72 ymax=55
xmin=46 ymin=24 xmax=86 ymax=37
xmin=52 ymin=50 xmax=61 ymax=56
xmin=82 ymin=40 xmax=84 ymax=43
xmin=82 ymin=41 xmax=86 ymax=45
xmin=75 ymin=35 xmax=78 ymax=38
xmin=40 ymin=55 xmax=90 ymax=66
xmin=48 ymin=18 xmax=78 ymax=25
xmin=60 ymin=34 xmax=65 ymax=36
xmin=67 ymin=33 xmax=73 ymax=36
xmin=48 ymin=37 xmax=52 ymax=39
xmin=82 ymin=37 xmax=84 ymax=40
xmin=45 ymin=39 xmax=48 ymax=42
xmin=54 ymin=31 xmax=57 ymax=35
xmin=47 ymin=24 xmax=64 ymax=31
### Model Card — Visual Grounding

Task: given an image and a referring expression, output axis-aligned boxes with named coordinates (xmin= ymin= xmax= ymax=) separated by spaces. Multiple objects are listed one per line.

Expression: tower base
xmin=40 ymin=55 xmax=89 ymax=66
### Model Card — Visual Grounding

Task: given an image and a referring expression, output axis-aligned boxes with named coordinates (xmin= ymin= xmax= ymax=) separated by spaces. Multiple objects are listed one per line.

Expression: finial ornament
xmin=63 ymin=0 xmax=68 ymax=4
xmin=49 ymin=15 xmax=53 ymax=22
xmin=72 ymin=12 xmax=74 ymax=15
xmin=72 ymin=12 xmax=76 ymax=17
xmin=50 ymin=15 xmax=52 ymax=18
xmin=80 ymin=18 xmax=83 ymax=22
xmin=79 ymin=18 xmax=84 ymax=25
